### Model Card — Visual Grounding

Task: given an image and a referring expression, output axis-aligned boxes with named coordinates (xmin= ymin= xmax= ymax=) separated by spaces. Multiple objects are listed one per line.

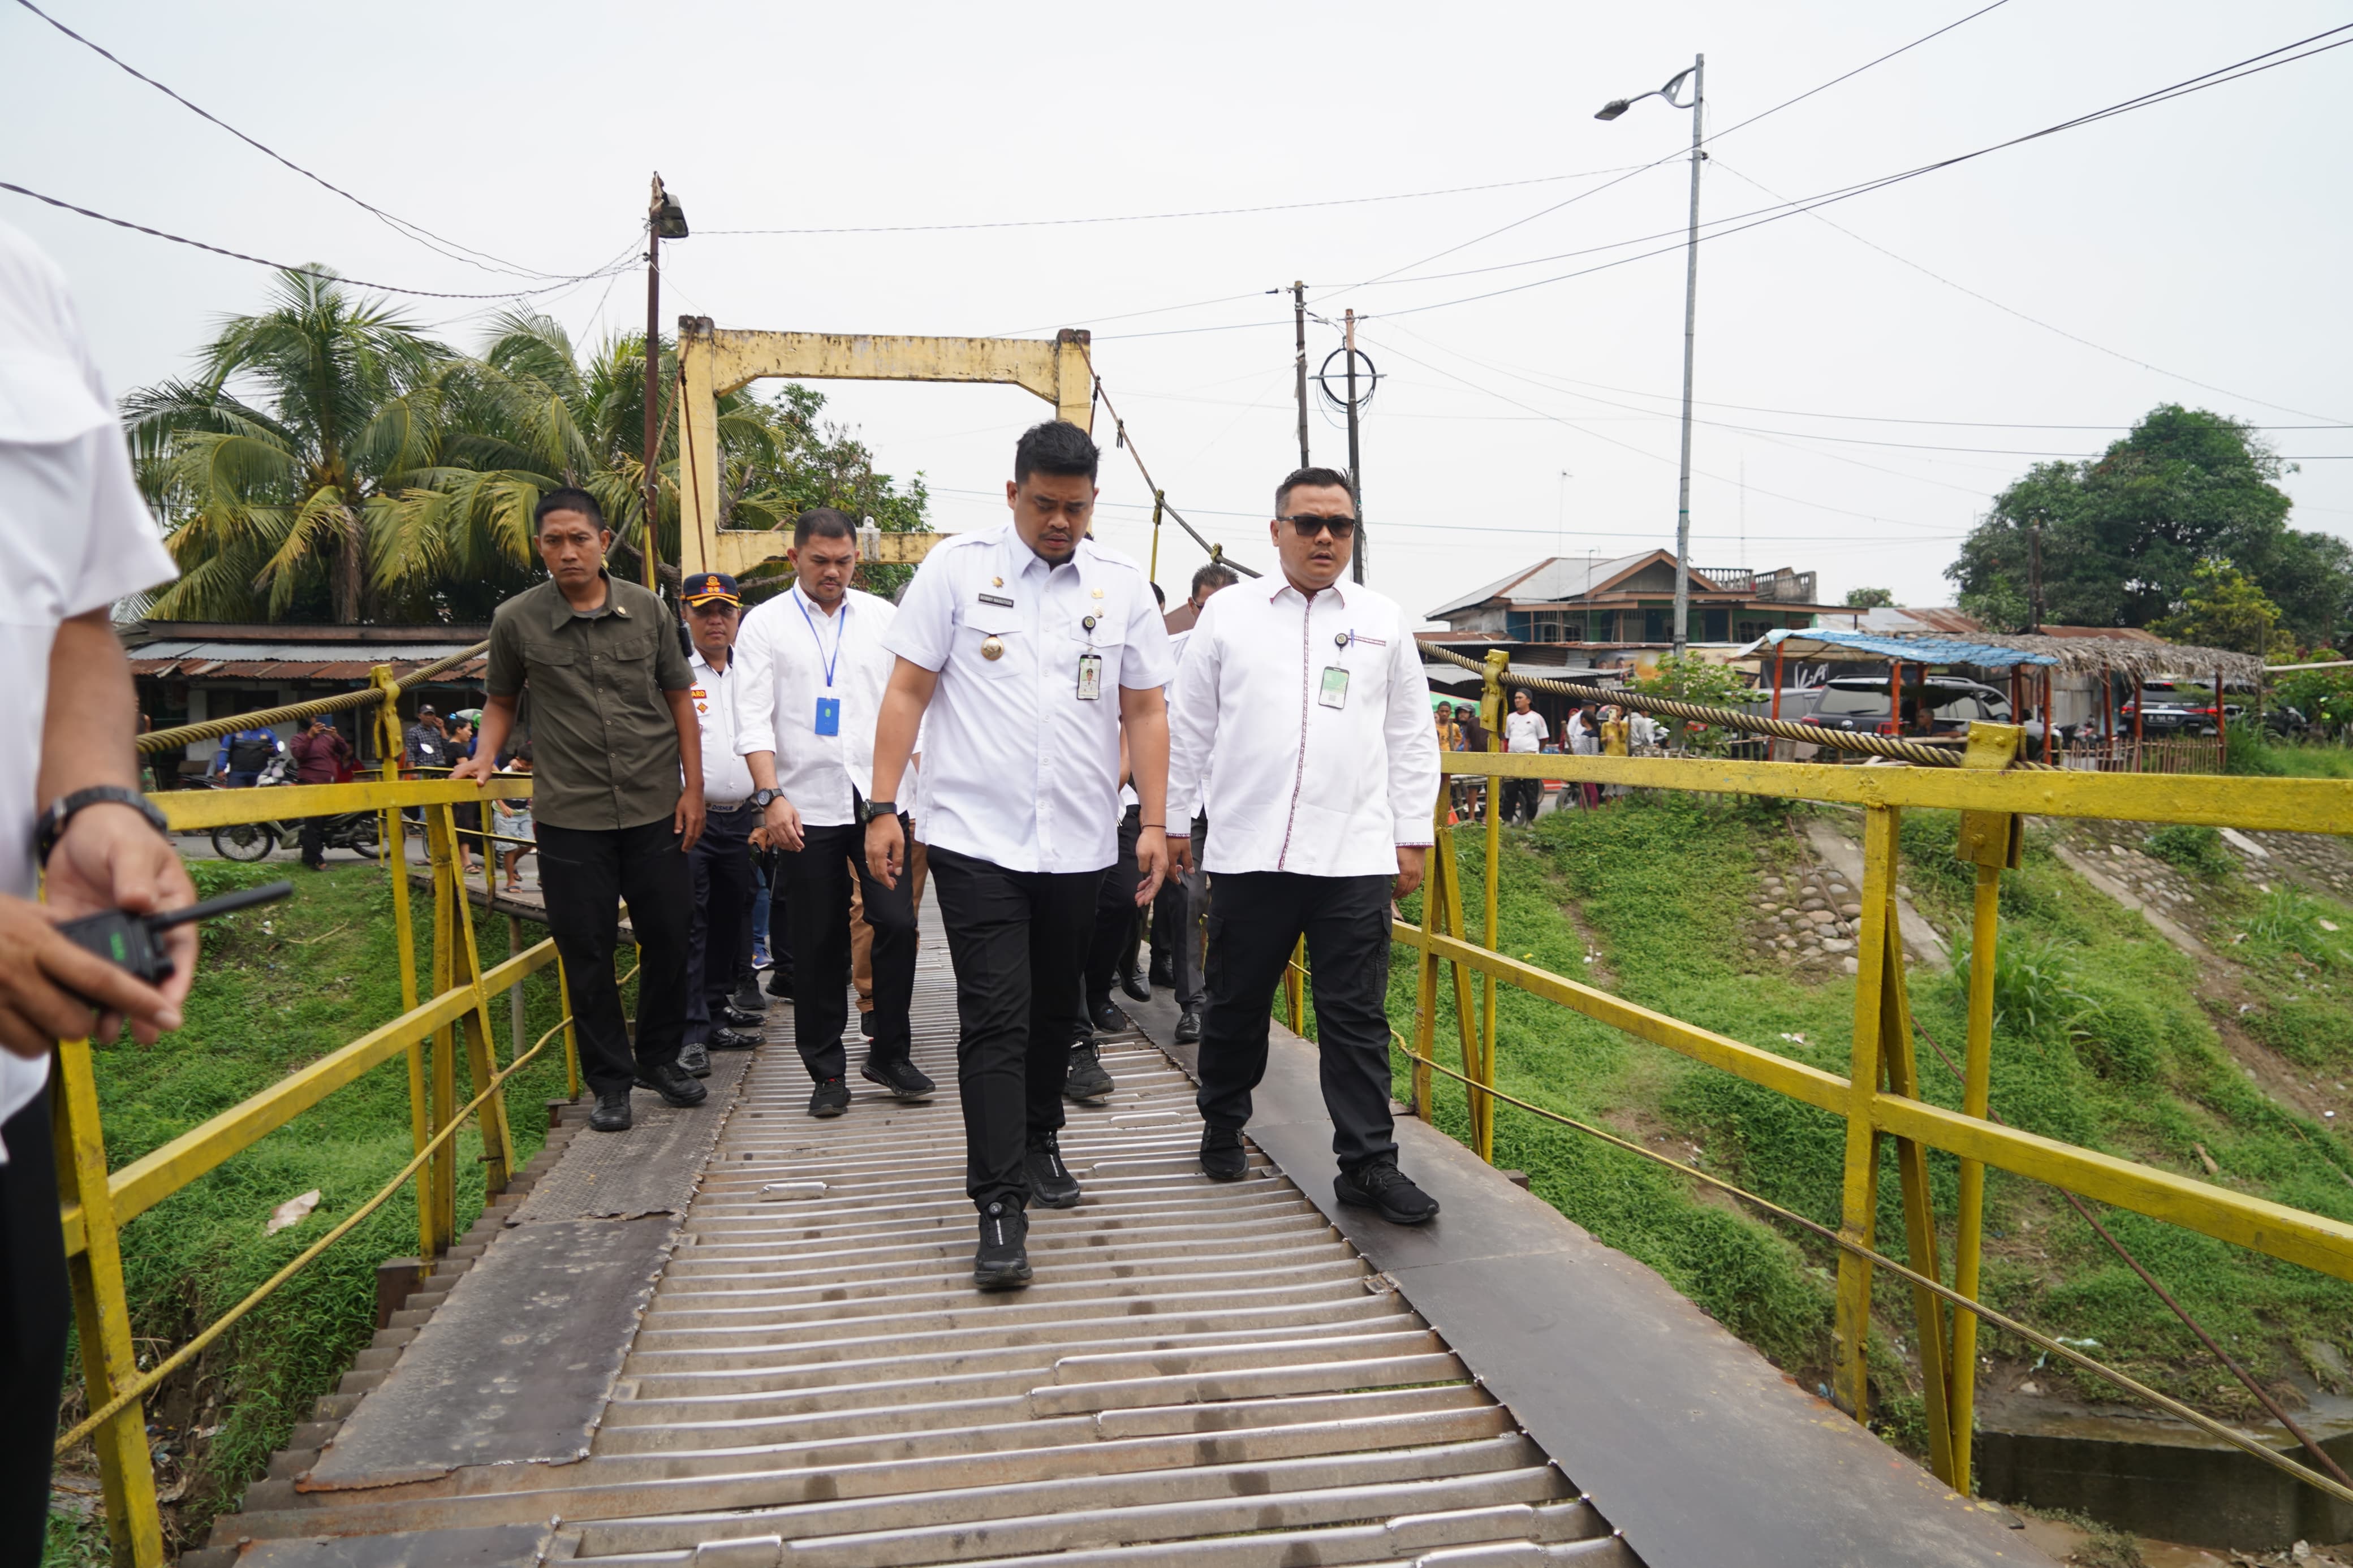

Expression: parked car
xmin=2119 ymin=697 xmax=2219 ymax=736
xmin=1800 ymin=676 xmax=2013 ymax=738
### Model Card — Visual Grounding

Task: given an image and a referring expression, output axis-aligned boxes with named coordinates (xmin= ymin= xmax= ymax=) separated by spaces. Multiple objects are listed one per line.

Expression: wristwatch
xmin=749 ymin=788 xmax=779 ymax=810
xmin=36 ymin=785 xmax=171 ymax=867
xmin=859 ymin=798 xmax=898 ymax=824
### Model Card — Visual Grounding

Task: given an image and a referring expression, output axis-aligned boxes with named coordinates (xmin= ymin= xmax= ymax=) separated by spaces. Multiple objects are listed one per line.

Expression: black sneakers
xmin=676 ymin=1042 xmax=713 ymax=1078
xmin=1025 ymin=1130 xmax=1081 ymax=1208
xmin=1335 ymin=1160 xmax=1441 ymax=1225
xmin=1200 ymin=1126 xmax=1247 ymax=1181
xmin=973 ymin=1202 xmax=1031 ymax=1290
xmin=707 ymin=1026 xmax=762 ymax=1051
xmin=765 ymin=966 xmax=795 ymax=1000
xmin=634 ymin=1061 xmax=708 ymax=1108
xmin=1174 ymin=1010 xmax=1202 ymax=1045
xmin=588 ymin=1088 xmax=632 ymax=1132
xmin=861 ymin=1053 xmax=936 ymax=1100
xmin=1091 ymin=999 xmax=1127 ymax=1034
xmin=1063 ymin=1040 xmax=1115 ymax=1103
xmin=729 ymin=981 xmax=768 ymax=1016
xmin=808 ymin=1076 xmax=850 ymax=1118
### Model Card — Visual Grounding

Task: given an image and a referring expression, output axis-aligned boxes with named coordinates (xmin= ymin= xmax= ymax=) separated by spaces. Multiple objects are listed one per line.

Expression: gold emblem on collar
xmin=992 ymin=576 xmax=1003 ymax=587
xmin=1091 ymin=588 xmax=1104 ymax=598
xmin=980 ymin=635 xmax=1006 ymax=661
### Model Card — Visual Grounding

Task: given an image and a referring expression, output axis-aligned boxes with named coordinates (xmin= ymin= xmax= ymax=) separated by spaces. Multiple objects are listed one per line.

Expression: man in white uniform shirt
xmin=0 ymin=219 xmax=198 ymax=1561
xmin=1166 ymin=466 xmax=1443 ymax=1225
xmin=740 ymin=509 xmax=937 ymax=1116
xmin=1153 ymin=559 xmax=1239 ymax=1044
xmin=866 ymin=421 xmax=1174 ymax=1289
xmin=676 ymin=573 xmax=764 ymax=1079
xmin=1501 ymin=689 xmax=1550 ymax=824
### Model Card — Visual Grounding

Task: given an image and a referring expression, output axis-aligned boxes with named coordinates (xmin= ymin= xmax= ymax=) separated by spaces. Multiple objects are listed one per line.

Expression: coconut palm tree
xmin=124 ymin=268 xmax=454 ymax=623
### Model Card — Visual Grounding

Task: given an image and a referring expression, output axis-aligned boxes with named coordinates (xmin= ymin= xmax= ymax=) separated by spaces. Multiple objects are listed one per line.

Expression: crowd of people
xmin=1441 ymin=682 xmax=1665 ymax=824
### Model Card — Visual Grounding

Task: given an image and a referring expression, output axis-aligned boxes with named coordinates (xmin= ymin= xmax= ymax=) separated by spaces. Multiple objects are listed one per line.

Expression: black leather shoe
xmin=1174 ymin=1009 xmax=1201 ymax=1045
xmin=861 ymin=1053 xmax=936 ymax=1100
xmin=677 ymin=1042 xmax=713 ymax=1078
xmin=634 ymin=1062 xmax=708 ymax=1108
xmin=1335 ymin=1160 xmax=1441 ymax=1225
xmin=588 ymin=1089 xmax=632 ymax=1132
xmin=859 ymin=1011 xmax=876 ymax=1039
xmin=1091 ymin=1000 xmax=1127 ymax=1034
xmin=1063 ymin=1041 xmax=1115 ymax=1103
xmin=1119 ymin=967 xmax=1151 ymax=1004
xmin=973 ymin=1202 xmax=1031 ymax=1290
xmin=1025 ymin=1130 xmax=1081 ymax=1208
xmin=808 ymin=1076 xmax=850 ymax=1118
xmin=729 ymin=981 xmax=768 ymax=1015
xmin=1200 ymin=1126 xmax=1247 ymax=1181
xmin=707 ymin=1026 xmax=762 ymax=1051
xmin=721 ymin=1004 xmax=764 ymax=1029
xmin=1148 ymin=960 xmax=1176 ymax=990
xmin=765 ymin=966 xmax=795 ymax=1000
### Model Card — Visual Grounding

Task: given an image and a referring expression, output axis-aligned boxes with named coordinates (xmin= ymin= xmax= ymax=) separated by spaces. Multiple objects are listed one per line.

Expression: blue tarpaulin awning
xmin=1730 ymin=628 xmax=2059 ymax=668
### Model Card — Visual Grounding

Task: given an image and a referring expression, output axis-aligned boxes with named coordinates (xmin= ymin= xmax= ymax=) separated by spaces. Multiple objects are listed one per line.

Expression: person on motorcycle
xmin=290 ymin=716 xmax=352 ymax=871
xmin=210 ymin=724 xmax=284 ymax=789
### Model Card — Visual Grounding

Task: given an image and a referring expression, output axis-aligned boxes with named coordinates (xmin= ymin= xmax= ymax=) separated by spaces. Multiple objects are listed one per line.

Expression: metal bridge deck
xmin=187 ymin=916 xmax=2049 ymax=1568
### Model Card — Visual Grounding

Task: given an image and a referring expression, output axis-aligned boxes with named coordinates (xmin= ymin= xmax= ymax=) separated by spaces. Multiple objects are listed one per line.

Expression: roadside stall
xmin=1730 ymin=628 xmax=2059 ymax=761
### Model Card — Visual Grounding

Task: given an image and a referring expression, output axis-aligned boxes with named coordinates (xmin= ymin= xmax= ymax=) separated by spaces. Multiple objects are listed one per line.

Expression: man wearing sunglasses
xmin=1165 ymin=466 xmax=1443 ymax=1225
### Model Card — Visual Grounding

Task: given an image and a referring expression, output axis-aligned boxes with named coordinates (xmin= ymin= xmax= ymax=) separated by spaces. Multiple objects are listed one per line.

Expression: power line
xmin=1703 ymin=0 xmax=2011 ymax=143
xmin=0 ymin=179 xmax=636 ymax=301
xmin=698 ymin=163 xmax=1656 ymax=235
xmin=11 ymin=0 xmax=608 ymax=286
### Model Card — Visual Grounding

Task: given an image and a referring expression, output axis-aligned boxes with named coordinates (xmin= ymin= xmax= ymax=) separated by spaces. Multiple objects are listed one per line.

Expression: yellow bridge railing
xmin=53 ymin=665 xmax=577 ymax=1568
xmin=1390 ymin=663 xmax=2353 ymax=1506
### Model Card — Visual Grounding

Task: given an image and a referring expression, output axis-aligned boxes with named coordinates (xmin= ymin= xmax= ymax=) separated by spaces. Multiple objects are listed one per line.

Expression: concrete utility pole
xmin=1292 ymin=280 xmax=1310 ymax=470
xmin=643 ymin=174 xmax=687 ymax=595
xmin=1344 ymin=308 xmax=1365 ymax=584
xmin=1596 ymin=55 xmax=1704 ymax=658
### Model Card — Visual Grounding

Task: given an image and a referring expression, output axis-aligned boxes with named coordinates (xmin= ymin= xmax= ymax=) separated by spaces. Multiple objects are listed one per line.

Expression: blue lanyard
xmin=794 ymin=589 xmax=847 ymax=689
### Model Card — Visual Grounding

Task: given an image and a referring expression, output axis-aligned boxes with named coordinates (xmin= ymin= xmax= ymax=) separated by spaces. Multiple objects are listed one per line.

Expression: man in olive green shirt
xmin=455 ymin=488 xmax=709 ymax=1132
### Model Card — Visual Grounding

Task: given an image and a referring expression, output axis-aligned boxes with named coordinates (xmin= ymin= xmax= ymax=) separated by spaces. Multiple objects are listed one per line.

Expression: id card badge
xmin=814 ymin=696 xmax=842 ymax=736
xmin=1318 ymin=666 xmax=1350 ymax=709
xmin=1076 ymin=653 xmax=1104 ymax=701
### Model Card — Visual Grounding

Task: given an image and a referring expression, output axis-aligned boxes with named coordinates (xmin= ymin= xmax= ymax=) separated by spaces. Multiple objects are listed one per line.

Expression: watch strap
xmin=37 ymin=785 xmax=170 ymax=867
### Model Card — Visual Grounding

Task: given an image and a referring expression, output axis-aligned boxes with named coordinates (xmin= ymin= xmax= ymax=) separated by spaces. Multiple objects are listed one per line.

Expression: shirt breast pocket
xmin=1068 ymin=611 xmax=1127 ymax=690
xmin=962 ymin=607 xmax=1028 ymax=681
xmin=598 ymin=632 xmax=660 ymax=697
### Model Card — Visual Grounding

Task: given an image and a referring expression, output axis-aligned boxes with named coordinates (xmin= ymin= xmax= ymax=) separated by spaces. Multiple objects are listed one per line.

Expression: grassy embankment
xmin=1379 ymin=791 xmax=2353 ymax=1454
xmin=46 ymin=858 xmax=579 ymax=1566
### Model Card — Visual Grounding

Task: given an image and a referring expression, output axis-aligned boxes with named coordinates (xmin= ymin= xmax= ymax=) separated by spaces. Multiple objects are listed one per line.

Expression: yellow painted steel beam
xmin=153 ymin=776 xmax=528 ymax=831
xmin=1432 ymin=751 xmax=2353 ymax=835
xmin=58 ymin=942 xmax=558 ymax=1255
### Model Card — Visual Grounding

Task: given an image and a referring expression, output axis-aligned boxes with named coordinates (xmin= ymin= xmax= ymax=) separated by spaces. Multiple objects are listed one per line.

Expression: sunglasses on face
xmin=1277 ymin=513 xmax=1358 ymax=539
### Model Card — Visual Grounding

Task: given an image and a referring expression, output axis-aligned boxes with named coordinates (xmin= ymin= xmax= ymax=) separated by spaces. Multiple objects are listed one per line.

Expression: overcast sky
xmin=9 ymin=1 xmax=2350 ymax=624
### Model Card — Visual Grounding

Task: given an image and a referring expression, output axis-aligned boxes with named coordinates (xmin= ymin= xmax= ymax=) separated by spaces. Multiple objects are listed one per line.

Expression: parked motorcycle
xmin=208 ymin=758 xmax=382 ymax=862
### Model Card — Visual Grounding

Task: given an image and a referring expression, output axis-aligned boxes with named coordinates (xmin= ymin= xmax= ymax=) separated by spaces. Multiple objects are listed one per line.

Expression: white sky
xmin=8 ymin=1 xmax=2350 ymax=625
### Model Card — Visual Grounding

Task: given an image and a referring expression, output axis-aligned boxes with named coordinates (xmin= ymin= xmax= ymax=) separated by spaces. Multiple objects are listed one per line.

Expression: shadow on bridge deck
xmin=185 ymin=908 xmax=2052 ymax=1568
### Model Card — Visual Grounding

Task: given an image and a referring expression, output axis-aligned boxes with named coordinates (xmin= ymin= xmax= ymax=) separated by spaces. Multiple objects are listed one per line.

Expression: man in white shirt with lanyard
xmin=676 ymin=572 xmax=764 ymax=1079
xmin=866 ymin=421 xmax=1174 ymax=1289
xmin=1501 ymin=689 xmax=1550 ymax=823
xmin=1166 ymin=465 xmax=1443 ymax=1225
xmin=739 ymin=509 xmax=937 ymax=1116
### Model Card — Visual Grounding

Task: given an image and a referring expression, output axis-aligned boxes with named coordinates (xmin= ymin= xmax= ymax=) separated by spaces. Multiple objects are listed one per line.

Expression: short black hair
xmin=794 ymin=507 xmax=859 ymax=546
xmin=1190 ymin=561 xmax=1239 ymax=599
xmin=1014 ymin=420 xmax=1099 ymax=485
xmin=1150 ymin=581 xmax=1166 ymax=607
xmin=1275 ymin=466 xmax=1353 ymax=516
xmin=536 ymin=486 xmax=605 ymax=533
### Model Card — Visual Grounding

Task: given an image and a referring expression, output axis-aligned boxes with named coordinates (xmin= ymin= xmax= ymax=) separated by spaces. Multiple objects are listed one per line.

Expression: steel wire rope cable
xmin=12 ymin=0 xmax=613 ymax=286
xmin=136 ymin=642 xmax=490 ymax=755
xmin=1090 ymin=378 xmax=1263 ymax=579
xmin=1385 ymin=1030 xmax=2353 ymax=1508
xmin=1413 ymin=637 xmax=2052 ymax=769
xmin=54 ymin=1007 xmax=575 ymax=1455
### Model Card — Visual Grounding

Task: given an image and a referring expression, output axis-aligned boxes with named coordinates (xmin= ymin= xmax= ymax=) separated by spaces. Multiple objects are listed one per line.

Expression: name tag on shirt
xmin=1319 ymin=666 xmax=1351 ymax=709
xmin=1076 ymin=653 xmax=1103 ymax=701
xmin=815 ymin=697 xmax=841 ymax=736
xmin=978 ymin=592 xmax=1015 ymax=608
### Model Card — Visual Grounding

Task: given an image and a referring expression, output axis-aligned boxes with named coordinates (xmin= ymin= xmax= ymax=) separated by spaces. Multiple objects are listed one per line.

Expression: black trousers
xmin=1197 ymin=871 xmax=1398 ymax=1174
xmin=779 ymin=816 xmax=917 ymax=1081
xmin=684 ymin=805 xmax=759 ymax=1047
xmin=1151 ymin=811 xmax=1209 ymax=1011
xmin=300 ymin=813 xmax=327 ymax=868
xmin=1503 ymin=775 xmax=1543 ymax=823
xmin=1082 ymin=805 xmax=1144 ymax=1019
xmin=537 ymin=817 xmax=694 ymax=1097
xmin=1 ymin=1087 xmax=68 ymax=1566
xmin=927 ymin=844 xmax=1105 ymax=1211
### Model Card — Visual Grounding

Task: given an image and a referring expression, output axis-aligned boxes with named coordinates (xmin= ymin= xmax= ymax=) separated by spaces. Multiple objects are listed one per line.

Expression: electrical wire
xmin=11 ymin=0 xmax=610 ymax=286
xmin=1703 ymin=0 xmax=2011 ymax=144
xmin=0 ymin=179 xmax=637 ymax=301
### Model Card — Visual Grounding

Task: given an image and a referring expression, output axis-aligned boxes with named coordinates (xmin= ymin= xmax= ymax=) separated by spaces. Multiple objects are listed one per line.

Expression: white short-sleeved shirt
xmin=0 ymin=221 xmax=180 ymax=1158
xmin=688 ymin=648 xmax=756 ymax=806
xmin=884 ymin=520 xmax=1172 ymax=874
xmin=1503 ymin=709 xmax=1550 ymax=754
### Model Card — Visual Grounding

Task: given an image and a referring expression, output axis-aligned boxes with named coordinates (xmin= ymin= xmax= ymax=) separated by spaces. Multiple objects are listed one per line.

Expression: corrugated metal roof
xmin=1735 ymin=628 xmax=2059 ymax=668
xmin=129 ymin=637 xmax=482 ymax=662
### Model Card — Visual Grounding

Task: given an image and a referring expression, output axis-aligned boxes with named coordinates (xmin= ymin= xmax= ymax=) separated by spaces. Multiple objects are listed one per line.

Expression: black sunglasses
xmin=1277 ymin=513 xmax=1358 ymax=539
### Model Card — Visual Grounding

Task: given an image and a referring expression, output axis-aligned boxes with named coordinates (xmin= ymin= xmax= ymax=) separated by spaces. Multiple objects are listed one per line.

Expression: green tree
xmin=2150 ymin=557 xmax=2293 ymax=656
xmin=1630 ymin=653 xmax=1752 ymax=753
xmin=1957 ymin=576 xmax=2032 ymax=634
xmin=124 ymin=269 xmax=454 ymax=623
xmin=1842 ymin=586 xmax=1894 ymax=609
xmin=1942 ymin=404 xmax=2351 ymax=645
xmin=2269 ymin=649 xmax=2353 ymax=737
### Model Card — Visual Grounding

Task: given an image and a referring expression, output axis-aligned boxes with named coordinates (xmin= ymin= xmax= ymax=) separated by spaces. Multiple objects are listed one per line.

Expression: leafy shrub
xmin=2143 ymin=823 xmax=2233 ymax=877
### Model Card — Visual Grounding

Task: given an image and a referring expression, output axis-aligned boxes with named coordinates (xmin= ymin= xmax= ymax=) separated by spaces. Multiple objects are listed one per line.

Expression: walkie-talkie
xmin=57 ymin=880 xmax=294 ymax=986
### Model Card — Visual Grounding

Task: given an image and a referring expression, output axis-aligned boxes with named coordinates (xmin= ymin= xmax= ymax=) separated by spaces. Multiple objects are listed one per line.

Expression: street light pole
xmin=1598 ymin=55 xmax=1704 ymax=660
xmin=643 ymin=174 xmax=688 ymax=597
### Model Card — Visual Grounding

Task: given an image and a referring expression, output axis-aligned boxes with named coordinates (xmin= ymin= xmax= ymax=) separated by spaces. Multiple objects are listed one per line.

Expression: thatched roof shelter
xmin=1930 ymin=631 xmax=2265 ymax=686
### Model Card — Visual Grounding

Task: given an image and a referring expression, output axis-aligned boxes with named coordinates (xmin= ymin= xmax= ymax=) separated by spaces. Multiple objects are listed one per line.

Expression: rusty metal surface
xmin=508 ymin=1049 xmax=753 ymax=1223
